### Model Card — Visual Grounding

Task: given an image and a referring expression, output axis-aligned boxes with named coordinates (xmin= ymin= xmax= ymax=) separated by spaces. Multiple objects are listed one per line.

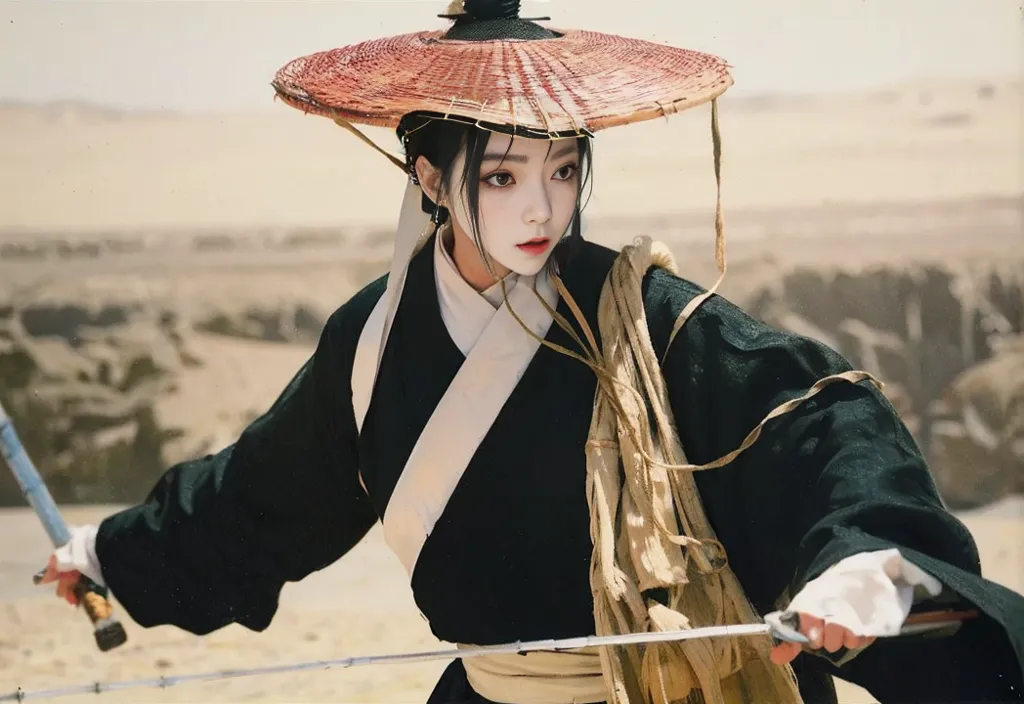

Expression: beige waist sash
xmin=458 ymin=645 xmax=607 ymax=704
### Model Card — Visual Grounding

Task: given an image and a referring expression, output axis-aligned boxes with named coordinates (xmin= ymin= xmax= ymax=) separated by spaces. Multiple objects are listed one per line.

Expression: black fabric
xmin=95 ymin=239 xmax=1024 ymax=703
xmin=95 ymin=276 xmax=386 ymax=634
xmin=441 ymin=0 xmax=555 ymax=41
xmin=361 ymin=236 xmax=599 ymax=644
xmin=462 ymin=0 xmax=520 ymax=21
xmin=443 ymin=17 xmax=557 ymax=41
xmin=645 ymin=264 xmax=1023 ymax=703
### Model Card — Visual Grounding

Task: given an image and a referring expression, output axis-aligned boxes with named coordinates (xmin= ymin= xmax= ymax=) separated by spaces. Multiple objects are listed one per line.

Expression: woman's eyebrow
xmin=482 ymin=152 xmax=527 ymax=163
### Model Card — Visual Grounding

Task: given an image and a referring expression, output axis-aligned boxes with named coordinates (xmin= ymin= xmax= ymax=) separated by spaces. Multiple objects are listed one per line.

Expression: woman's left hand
xmin=769 ymin=612 xmax=877 ymax=665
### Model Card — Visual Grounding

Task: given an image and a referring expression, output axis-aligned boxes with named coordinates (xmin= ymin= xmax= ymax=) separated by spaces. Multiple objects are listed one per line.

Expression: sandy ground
xmin=0 ymin=497 xmax=1020 ymax=704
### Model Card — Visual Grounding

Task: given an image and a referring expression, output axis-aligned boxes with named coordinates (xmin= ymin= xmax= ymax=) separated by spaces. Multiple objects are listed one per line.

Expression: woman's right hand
xmin=37 ymin=554 xmax=85 ymax=606
xmin=35 ymin=524 xmax=105 ymax=605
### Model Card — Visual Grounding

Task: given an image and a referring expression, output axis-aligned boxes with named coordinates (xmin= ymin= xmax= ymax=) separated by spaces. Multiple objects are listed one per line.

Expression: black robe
xmin=96 ymin=237 xmax=1024 ymax=703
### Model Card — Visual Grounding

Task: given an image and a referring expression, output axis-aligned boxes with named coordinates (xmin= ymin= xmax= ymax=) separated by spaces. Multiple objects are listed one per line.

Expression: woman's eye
xmin=554 ymin=164 xmax=578 ymax=180
xmin=483 ymin=172 xmax=514 ymax=187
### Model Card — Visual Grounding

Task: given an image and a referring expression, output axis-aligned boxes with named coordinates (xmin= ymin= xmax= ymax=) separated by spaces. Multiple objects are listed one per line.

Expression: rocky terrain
xmin=0 ymin=250 xmax=376 ymax=507
xmin=1 ymin=198 xmax=1021 ymax=510
xmin=747 ymin=254 xmax=1024 ymax=508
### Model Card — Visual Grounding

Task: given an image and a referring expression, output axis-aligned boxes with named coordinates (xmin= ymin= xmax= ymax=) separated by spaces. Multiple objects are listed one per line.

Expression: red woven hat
xmin=273 ymin=0 xmax=735 ymax=433
xmin=272 ymin=0 xmax=733 ymax=324
xmin=271 ymin=0 xmax=733 ymax=140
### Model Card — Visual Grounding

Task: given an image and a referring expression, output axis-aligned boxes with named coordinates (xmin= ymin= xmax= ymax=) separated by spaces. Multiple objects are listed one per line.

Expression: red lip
xmin=516 ymin=237 xmax=551 ymax=254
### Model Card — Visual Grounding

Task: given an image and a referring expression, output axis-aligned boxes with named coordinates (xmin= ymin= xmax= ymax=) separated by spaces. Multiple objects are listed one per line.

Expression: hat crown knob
xmin=462 ymin=0 xmax=520 ymax=21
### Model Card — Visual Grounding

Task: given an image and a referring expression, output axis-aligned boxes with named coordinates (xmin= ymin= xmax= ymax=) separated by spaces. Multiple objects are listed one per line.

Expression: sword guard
xmin=768 ymin=611 xmax=810 ymax=645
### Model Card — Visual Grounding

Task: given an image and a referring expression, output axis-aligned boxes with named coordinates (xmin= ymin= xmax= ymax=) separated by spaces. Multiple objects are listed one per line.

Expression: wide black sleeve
xmin=94 ymin=291 xmax=382 ymax=636
xmin=644 ymin=268 xmax=1024 ymax=702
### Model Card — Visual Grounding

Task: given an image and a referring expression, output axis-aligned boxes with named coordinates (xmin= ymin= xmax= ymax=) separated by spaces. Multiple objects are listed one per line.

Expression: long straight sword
xmin=0 ymin=401 xmax=127 ymax=653
xmin=1 ymin=610 xmax=976 ymax=702
xmin=0 ymin=623 xmax=786 ymax=702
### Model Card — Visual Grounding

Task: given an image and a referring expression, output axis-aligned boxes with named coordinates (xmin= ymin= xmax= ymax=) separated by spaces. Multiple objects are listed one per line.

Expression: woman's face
xmin=448 ymin=132 xmax=581 ymax=279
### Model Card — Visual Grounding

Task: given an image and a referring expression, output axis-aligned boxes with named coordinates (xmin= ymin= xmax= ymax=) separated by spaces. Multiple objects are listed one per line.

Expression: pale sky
xmin=0 ymin=0 xmax=1022 ymax=113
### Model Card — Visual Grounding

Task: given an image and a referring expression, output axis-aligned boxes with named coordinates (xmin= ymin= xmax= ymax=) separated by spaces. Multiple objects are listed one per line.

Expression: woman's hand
xmin=36 ymin=553 xmax=85 ymax=606
xmin=767 ymin=549 xmax=944 ymax=665
xmin=34 ymin=523 xmax=104 ymax=606
xmin=769 ymin=612 xmax=877 ymax=665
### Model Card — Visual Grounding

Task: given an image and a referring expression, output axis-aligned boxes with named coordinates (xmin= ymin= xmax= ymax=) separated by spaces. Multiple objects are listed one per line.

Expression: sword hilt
xmin=787 ymin=608 xmax=981 ymax=668
xmin=73 ymin=576 xmax=128 ymax=652
xmin=32 ymin=569 xmax=128 ymax=652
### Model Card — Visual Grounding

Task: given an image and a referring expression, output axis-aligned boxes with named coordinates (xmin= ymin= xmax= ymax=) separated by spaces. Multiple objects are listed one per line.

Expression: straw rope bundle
xmin=504 ymin=111 xmax=880 ymax=697
xmin=520 ymin=234 xmax=879 ymax=703
xmin=573 ymin=238 xmax=804 ymax=704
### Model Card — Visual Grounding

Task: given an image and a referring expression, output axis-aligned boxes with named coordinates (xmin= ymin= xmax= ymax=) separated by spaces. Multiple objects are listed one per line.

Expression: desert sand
xmin=1 ymin=75 xmax=1022 ymax=703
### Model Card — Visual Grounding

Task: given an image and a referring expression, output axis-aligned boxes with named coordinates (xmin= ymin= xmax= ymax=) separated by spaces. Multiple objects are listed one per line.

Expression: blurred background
xmin=1 ymin=1 xmax=1021 ymax=702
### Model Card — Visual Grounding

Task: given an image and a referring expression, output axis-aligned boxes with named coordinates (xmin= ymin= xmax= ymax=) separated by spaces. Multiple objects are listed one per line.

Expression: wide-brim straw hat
xmin=271 ymin=0 xmax=734 ymax=370
xmin=271 ymin=0 xmax=733 ymax=141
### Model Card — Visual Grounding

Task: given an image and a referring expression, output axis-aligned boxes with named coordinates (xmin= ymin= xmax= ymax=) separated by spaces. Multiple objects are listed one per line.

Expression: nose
xmin=523 ymin=184 xmax=552 ymax=226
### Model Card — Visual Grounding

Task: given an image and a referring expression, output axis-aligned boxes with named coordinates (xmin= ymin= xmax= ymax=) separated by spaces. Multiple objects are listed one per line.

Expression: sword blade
xmin=0 ymin=624 xmax=775 ymax=702
xmin=0 ymin=401 xmax=70 ymax=548
xmin=0 ymin=608 xmax=976 ymax=701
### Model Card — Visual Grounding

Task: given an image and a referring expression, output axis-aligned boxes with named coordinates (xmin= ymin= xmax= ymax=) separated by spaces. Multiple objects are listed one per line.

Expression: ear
xmin=414 ymin=155 xmax=444 ymax=205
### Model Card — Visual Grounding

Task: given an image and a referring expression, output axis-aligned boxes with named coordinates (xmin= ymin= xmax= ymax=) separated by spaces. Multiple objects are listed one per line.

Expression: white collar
xmin=433 ymin=224 xmax=520 ymax=356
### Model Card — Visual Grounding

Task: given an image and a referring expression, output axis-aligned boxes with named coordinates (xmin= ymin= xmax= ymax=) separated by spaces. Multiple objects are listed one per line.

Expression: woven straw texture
xmin=272 ymin=29 xmax=733 ymax=136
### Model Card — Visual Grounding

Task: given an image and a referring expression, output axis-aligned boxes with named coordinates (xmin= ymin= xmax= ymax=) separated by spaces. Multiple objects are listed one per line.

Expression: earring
xmin=405 ymin=146 xmax=419 ymax=185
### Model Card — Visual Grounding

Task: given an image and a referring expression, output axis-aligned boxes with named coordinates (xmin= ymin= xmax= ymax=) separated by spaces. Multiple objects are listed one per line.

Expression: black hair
xmin=397 ymin=113 xmax=593 ymax=273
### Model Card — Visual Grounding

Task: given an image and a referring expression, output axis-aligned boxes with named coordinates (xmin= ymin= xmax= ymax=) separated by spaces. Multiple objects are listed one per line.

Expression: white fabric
xmin=53 ymin=523 xmax=105 ymax=587
xmin=382 ymin=264 xmax=558 ymax=577
xmin=352 ymin=294 xmax=389 ymax=434
xmin=766 ymin=548 xmax=943 ymax=638
xmin=433 ymin=223 xmax=519 ymax=355
xmin=353 ymin=182 xmax=564 ymax=578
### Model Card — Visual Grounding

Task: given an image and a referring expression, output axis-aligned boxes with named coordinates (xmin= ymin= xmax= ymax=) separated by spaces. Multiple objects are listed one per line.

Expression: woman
xmin=40 ymin=1 xmax=1024 ymax=702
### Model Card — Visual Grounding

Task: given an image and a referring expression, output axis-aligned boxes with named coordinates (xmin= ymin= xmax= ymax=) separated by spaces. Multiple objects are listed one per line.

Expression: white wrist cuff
xmin=53 ymin=524 xmax=106 ymax=588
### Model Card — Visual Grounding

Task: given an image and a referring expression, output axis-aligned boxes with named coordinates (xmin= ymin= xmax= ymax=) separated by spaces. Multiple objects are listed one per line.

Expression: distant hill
xmin=1 ymin=78 xmax=1020 ymax=233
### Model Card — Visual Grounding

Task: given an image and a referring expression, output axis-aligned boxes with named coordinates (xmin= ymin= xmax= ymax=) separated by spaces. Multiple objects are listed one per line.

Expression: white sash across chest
xmin=351 ymin=239 xmax=559 ymax=578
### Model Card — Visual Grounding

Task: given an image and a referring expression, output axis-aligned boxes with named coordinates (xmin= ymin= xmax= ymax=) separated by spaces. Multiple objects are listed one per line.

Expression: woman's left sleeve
xmin=644 ymin=268 xmax=1024 ymax=702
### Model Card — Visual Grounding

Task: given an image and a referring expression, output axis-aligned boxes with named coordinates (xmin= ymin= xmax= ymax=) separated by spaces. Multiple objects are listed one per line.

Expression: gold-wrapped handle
xmin=33 ymin=570 xmax=128 ymax=652
xmin=73 ymin=576 xmax=128 ymax=652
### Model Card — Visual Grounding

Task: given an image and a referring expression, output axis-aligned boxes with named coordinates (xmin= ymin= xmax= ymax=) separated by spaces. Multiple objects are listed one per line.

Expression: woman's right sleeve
xmin=94 ymin=299 xmax=380 ymax=636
